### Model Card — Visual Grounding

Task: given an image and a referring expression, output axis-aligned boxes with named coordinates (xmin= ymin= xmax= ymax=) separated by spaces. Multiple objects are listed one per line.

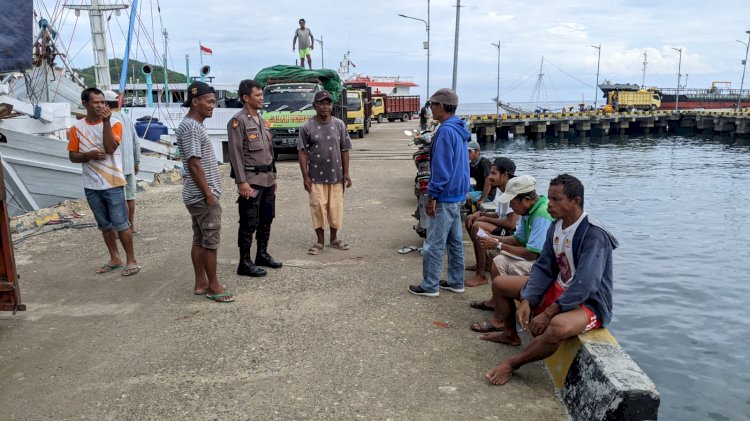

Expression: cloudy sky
xmin=44 ymin=0 xmax=750 ymax=104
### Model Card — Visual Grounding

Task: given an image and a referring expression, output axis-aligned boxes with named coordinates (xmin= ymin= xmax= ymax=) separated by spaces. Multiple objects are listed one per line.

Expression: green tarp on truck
xmin=254 ymin=65 xmax=344 ymax=102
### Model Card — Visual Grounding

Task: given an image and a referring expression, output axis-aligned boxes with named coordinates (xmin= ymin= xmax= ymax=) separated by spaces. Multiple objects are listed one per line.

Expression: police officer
xmin=227 ymin=79 xmax=282 ymax=277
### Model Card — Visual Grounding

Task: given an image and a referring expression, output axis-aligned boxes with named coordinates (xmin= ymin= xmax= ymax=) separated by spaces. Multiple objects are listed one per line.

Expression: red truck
xmin=371 ymin=94 xmax=421 ymax=123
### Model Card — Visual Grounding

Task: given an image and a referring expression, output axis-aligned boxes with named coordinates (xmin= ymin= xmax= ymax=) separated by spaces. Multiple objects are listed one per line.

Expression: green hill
xmin=74 ymin=58 xmax=189 ymax=87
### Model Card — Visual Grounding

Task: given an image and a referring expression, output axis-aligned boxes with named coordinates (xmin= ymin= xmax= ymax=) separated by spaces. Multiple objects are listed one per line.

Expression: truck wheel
xmin=627 ymin=105 xmax=635 ymax=112
xmin=377 ymin=115 xmax=384 ymax=124
xmin=388 ymin=118 xmax=396 ymax=122
xmin=358 ymin=129 xmax=365 ymax=138
xmin=401 ymin=113 xmax=410 ymax=122
xmin=650 ymin=105 xmax=657 ymax=111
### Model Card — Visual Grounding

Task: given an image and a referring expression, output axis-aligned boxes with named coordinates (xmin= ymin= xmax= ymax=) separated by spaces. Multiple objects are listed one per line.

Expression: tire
xmin=650 ymin=105 xmax=657 ymax=111
xmin=388 ymin=118 xmax=396 ymax=122
xmin=377 ymin=115 xmax=384 ymax=124
xmin=627 ymin=105 xmax=635 ymax=112
xmin=358 ymin=129 xmax=364 ymax=138
xmin=401 ymin=113 xmax=410 ymax=122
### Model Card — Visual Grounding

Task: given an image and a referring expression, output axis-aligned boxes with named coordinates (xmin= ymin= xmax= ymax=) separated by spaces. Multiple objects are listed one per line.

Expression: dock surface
xmin=0 ymin=122 xmax=565 ymax=419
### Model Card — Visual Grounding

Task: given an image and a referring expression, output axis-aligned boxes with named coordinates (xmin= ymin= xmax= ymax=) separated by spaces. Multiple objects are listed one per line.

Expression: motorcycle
xmin=404 ymin=127 xmax=435 ymax=238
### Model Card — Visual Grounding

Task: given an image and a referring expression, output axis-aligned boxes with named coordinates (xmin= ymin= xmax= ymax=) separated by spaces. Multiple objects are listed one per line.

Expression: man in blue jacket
xmin=481 ymin=174 xmax=618 ymax=385
xmin=409 ymin=88 xmax=470 ymax=297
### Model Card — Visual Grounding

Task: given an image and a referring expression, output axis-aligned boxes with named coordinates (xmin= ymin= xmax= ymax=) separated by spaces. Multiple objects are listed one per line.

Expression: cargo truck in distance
xmin=344 ymin=83 xmax=373 ymax=138
xmin=371 ymin=94 xmax=420 ymax=123
xmin=254 ymin=65 xmax=347 ymax=157
xmin=606 ymin=90 xmax=662 ymax=112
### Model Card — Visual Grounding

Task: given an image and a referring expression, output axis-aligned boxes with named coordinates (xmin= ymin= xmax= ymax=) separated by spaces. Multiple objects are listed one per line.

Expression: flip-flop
xmin=330 ymin=239 xmax=350 ymax=250
xmin=121 ymin=265 xmax=142 ymax=277
xmin=195 ymin=284 xmax=227 ymax=295
xmin=398 ymin=246 xmax=419 ymax=254
xmin=308 ymin=243 xmax=324 ymax=255
xmin=96 ymin=263 xmax=124 ymax=274
xmin=469 ymin=300 xmax=495 ymax=312
xmin=470 ymin=319 xmax=505 ymax=333
xmin=206 ymin=291 xmax=235 ymax=303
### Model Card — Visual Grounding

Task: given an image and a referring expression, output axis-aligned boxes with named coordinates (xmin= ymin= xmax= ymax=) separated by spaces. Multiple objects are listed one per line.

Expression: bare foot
xmin=480 ymin=331 xmax=521 ymax=346
xmin=465 ymin=274 xmax=488 ymax=287
xmin=465 ymin=263 xmax=478 ymax=272
xmin=195 ymin=283 xmax=226 ymax=295
xmin=486 ymin=362 xmax=514 ymax=385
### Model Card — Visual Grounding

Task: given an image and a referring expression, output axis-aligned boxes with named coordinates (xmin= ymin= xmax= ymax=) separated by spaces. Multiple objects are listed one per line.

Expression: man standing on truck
xmin=298 ymin=90 xmax=353 ymax=255
xmin=292 ymin=18 xmax=314 ymax=69
xmin=227 ymin=79 xmax=282 ymax=278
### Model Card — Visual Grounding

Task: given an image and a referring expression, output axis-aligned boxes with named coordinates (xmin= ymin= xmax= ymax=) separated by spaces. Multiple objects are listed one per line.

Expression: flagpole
xmin=199 ymin=41 xmax=203 ymax=69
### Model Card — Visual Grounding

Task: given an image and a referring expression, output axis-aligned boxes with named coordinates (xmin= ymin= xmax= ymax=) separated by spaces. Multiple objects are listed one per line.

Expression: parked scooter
xmin=404 ymin=127 xmax=435 ymax=238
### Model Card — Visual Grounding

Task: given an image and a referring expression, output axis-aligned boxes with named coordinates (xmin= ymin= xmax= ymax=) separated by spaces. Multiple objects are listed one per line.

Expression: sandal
xmin=121 ymin=265 xmax=142 ymax=277
xmin=308 ymin=243 xmax=324 ymax=255
xmin=470 ymin=319 xmax=505 ymax=333
xmin=195 ymin=284 xmax=227 ymax=295
xmin=469 ymin=300 xmax=495 ymax=312
xmin=96 ymin=263 xmax=123 ymax=274
xmin=330 ymin=239 xmax=350 ymax=250
xmin=398 ymin=246 xmax=419 ymax=254
xmin=206 ymin=291 xmax=235 ymax=303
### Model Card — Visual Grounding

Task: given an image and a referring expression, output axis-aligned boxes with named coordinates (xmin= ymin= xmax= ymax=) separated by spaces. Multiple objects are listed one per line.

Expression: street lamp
xmin=591 ymin=44 xmax=601 ymax=108
xmin=490 ymin=41 xmax=501 ymax=117
xmin=398 ymin=1 xmax=430 ymax=100
xmin=671 ymin=47 xmax=683 ymax=111
xmin=314 ymin=35 xmax=324 ymax=68
xmin=736 ymin=30 xmax=750 ymax=109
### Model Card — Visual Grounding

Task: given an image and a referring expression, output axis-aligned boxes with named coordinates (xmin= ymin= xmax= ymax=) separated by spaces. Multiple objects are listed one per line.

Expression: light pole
xmin=491 ymin=41 xmax=501 ymax=117
xmin=671 ymin=47 xmax=682 ymax=111
xmin=736 ymin=30 xmax=750 ymax=109
xmin=398 ymin=2 xmax=430 ymax=100
xmin=591 ymin=44 xmax=601 ymax=108
xmin=452 ymin=0 xmax=461 ymax=91
xmin=314 ymin=35 xmax=324 ymax=68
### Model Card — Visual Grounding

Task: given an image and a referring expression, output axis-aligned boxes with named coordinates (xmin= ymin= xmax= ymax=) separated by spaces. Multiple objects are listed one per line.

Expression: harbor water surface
xmin=476 ymin=126 xmax=750 ymax=420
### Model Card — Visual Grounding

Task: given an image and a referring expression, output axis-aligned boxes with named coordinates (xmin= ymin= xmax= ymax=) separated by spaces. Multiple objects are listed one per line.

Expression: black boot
xmin=237 ymin=247 xmax=267 ymax=277
xmin=256 ymin=242 xmax=282 ymax=268
xmin=255 ymin=226 xmax=282 ymax=269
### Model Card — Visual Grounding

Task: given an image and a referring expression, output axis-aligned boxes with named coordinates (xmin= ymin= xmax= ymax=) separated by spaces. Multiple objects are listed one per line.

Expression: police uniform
xmin=227 ymin=109 xmax=282 ymax=276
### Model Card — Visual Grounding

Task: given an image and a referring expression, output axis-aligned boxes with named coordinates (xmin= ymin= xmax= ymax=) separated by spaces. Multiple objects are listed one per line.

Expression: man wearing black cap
xmin=408 ymin=88 xmax=471 ymax=297
xmin=298 ymin=90 xmax=353 ymax=255
xmin=227 ymin=79 xmax=281 ymax=277
xmin=176 ymin=81 xmax=234 ymax=303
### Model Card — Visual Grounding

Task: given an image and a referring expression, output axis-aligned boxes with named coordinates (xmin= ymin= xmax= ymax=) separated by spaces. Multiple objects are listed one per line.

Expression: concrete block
xmin=136 ymin=180 xmax=151 ymax=192
xmin=562 ymin=341 xmax=660 ymax=421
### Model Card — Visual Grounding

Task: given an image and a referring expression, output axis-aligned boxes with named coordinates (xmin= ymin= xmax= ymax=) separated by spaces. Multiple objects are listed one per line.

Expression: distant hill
xmin=74 ymin=58 xmax=189 ymax=87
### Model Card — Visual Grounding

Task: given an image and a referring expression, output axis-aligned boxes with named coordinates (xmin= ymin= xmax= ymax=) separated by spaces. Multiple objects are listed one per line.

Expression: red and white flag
xmin=200 ymin=44 xmax=213 ymax=55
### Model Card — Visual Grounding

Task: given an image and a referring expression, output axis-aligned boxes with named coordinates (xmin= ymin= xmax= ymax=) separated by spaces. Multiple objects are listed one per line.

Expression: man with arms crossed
xmin=482 ymin=174 xmax=617 ymax=385
xmin=68 ymin=88 xmax=140 ymax=276
xmin=176 ymin=82 xmax=234 ymax=303
xmin=298 ymin=90 xmax=352 ymax=255
xmin=464 ymin=157 xmax=518 ymax=287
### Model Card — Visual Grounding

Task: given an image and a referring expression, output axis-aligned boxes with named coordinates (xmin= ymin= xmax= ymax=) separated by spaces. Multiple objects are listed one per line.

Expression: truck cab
xmin=346 ymin=90 xmax=366 ymax=138
xmin=372 ymin=96 xmax=386 ymax=123
xmin=262 ymin=82 xmax=320 ymax=155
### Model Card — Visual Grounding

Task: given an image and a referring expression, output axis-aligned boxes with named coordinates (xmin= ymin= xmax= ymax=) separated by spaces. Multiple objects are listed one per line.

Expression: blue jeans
xmin=421 ymin=201 xmax=464 ymax=293
xmin=84 ymin=187 xmax=130 ymax=232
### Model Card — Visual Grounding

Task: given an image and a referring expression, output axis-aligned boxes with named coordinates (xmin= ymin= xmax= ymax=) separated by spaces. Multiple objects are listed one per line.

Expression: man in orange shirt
xmin=68 ymin=88 xmax=140 ymax=276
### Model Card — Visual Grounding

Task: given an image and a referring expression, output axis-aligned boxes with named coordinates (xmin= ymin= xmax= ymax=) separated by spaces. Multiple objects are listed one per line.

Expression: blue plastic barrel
xmin=134 ymin=117 xmax=168 ymax=141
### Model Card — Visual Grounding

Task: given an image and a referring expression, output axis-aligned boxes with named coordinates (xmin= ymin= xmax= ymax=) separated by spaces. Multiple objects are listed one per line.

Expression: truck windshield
xmin=347 ymin=94 xmax=362 ymax=111
xmin=264 ymin=84 xmax=317 ymax=112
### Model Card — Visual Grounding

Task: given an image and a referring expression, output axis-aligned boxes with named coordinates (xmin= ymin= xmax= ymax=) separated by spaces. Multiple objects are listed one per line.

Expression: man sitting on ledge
xmin=479 ymin=174 xmax=618 ymax=385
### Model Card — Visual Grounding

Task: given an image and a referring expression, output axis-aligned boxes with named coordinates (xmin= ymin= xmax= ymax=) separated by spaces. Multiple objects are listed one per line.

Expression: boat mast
xmin=641 ymin=51 xmax=647 ymax=88
xmin=118 ymin=0 xmax=139 ymax=107
xmin=65 ymin=0 xmax=128 ymax=91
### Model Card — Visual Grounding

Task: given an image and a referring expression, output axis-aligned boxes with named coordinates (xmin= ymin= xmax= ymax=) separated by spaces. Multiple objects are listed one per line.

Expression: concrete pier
xmin=0 ymin=122 xmax=567 ymax=419
xmin=465 ymin=109 xmax=750 ymax=140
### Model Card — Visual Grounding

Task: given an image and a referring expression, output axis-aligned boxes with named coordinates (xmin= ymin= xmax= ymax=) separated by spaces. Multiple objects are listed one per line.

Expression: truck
xmin=254 ymin=65 xmax=347 ymax=157
xmin=343 ymin=82 xmax=373 ymax=138
xmin=371 ymin=94 xmax=420 ymax=123
xmin=607 ymin=90 xmax=661 ymax=112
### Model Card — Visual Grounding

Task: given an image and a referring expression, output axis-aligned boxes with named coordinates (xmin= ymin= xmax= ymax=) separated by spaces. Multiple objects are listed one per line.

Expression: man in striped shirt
xmin=67 ymin=88 xmax=140 ymax=276
xmin=176 ymin=81 xmax=234 ymax=303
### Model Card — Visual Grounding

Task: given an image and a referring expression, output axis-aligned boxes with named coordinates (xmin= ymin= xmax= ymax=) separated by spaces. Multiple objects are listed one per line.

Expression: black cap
xmin=313 ymin=90 xmax=333 ymax=103
xmin=492 ymin=157 xmax=516 ymax=176
xmin=182 ymin=81 xmax=215 ymax=108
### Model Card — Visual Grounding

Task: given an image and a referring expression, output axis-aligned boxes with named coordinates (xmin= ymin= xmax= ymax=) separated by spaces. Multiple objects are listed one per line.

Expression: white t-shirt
xmin=552 ymin=212 xmax=587 ymax=288
xmin=493 ymin=187 xmax=512 ymax=219
xmin=67 ymin=118 xmax=125 ymax=190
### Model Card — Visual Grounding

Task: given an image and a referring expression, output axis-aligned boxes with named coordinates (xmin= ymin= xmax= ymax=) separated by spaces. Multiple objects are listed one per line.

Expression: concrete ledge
xmin=544 ymin=329 xmax=660 ymax=420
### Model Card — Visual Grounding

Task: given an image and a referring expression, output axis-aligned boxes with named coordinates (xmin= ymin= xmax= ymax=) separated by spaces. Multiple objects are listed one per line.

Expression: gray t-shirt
xmin=176 ymin=117 xmax=222 ymax=205
xmin=295 ymin=27 xmax=313 ymax=50
xmin=298 ymin=116 xmax=352 ymax=184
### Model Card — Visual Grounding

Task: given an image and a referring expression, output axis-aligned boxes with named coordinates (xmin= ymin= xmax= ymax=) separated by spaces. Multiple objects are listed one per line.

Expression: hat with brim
xmin=467 ymin=140 xmax=480 ymax=151
xmin=182 ymin=81 xmax=215 ymax=108
xmin=103 ymin=90 xmax=119 ymax=107
xmin=496 ymin=174 xmax=536 ymax=203
xmin=313 ymin=90 xmax=333 ymax=103
xmin=428 ymin=88 xmax=459 ymax=106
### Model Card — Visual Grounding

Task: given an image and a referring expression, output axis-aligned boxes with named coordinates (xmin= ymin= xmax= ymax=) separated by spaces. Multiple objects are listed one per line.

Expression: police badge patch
xmin=231 ymin=119 xmax=239 ymax=129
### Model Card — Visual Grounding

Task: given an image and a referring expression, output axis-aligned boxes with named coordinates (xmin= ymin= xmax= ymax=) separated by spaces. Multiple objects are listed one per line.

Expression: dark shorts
xmin=186 ymin=196 xmax=222 ymax=249
xmin=491 ymin=226 xmax=507 ymax=236
xmin=84 ymin=187 xmax=130 ymax=232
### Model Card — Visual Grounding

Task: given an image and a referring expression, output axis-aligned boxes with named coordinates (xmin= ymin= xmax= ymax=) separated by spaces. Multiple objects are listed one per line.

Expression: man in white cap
xmin=104 ymin=91 xmax=141 ymax=232
xmin=467 ymin=174 xmax=553 ymax=320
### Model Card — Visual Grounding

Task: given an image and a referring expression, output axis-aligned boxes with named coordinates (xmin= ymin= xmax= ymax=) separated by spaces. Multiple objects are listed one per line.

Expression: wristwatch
xmin=495 ymin=241 xmax=503 ymax=251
